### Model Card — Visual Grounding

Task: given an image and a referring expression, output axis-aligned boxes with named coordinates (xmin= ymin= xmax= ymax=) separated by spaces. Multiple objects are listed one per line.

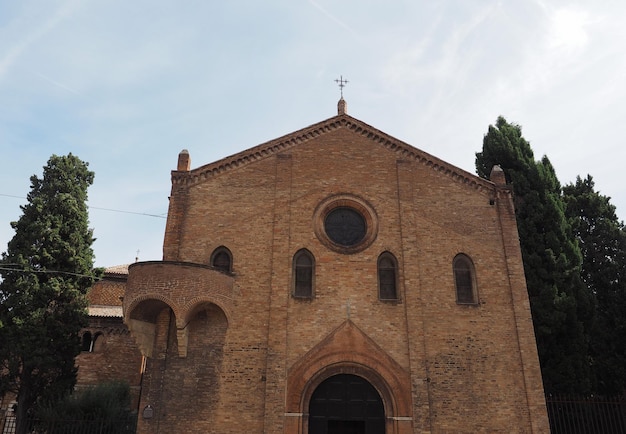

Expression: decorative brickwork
xmin=119 ymin=107 xmax=548 ymax=433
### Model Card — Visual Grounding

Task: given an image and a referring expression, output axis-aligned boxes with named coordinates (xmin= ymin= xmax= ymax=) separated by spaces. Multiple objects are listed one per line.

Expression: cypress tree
xmin=563 ymin=175 xmax=626 ymax=395
xmin=0 ymin=154 xmax=98 ymax=434
xmin=476 ymin=117 xmax=592 ymax=394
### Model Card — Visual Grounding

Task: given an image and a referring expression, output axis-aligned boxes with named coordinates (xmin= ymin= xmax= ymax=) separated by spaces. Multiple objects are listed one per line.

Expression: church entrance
xmin=308 ymin=374 xmax=385 ymax=434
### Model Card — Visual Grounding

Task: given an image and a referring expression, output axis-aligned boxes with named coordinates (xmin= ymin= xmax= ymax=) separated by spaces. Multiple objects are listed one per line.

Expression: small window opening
xmin=454 ymin=254 xmax=477 ymax=304
xmin=293 ymin=249 xmax=314 ymax=298
xmin=211 ymin=247 xmax=232 ymax=273
xmin=378 ymin=252 xmax=398 ymax=300
xmin=81 ymin=332 xmax=92 ymax=352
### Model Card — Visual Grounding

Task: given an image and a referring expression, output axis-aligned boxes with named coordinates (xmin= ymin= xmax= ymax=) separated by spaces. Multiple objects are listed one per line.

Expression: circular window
xmin=324 ymin=207 xmax=366 ymax=247
xmin=314 ymin=194 xmax=378 ymax=254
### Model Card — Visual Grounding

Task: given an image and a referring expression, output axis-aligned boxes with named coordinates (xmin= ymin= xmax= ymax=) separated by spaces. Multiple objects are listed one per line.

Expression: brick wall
xmin=78 ymin=274 xmax=144 ymax=409
xmin=125 ymin=114 xmax=549 ymax=433
xmin=76 ymin=316 xmax=143 ymax=409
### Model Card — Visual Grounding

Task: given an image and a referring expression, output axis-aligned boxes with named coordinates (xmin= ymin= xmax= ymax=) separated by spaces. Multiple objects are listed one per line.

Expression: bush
xmin=34 ymin=381 xmax=137 ymax=434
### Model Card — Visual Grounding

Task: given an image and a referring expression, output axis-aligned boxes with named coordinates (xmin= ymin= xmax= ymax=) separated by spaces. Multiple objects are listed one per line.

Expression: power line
xmin=0 ymin=265 xmax=103 ymax=280
xmin=0 ymin=193 xmax=166 ymax=219
xmin=88 ymin=206 xmax=166 ymax=219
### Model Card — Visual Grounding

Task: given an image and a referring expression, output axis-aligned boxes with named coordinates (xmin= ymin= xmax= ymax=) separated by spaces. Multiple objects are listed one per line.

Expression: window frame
xmin=292 ymin=249 xmax=315 ymax=299
xmin=453 ymin=253 xmax=478 ymax=305
xmin=210 ymin=246 xmax=233 ymax=274
xmin=378 ymin=251 xmax=399 ymax=301
xmin=313 ymin=194 xmax=378 ymax=255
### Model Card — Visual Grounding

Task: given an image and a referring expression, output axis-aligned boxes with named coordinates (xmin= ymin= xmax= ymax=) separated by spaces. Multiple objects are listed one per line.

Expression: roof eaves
xmin=172 ymin=113 xmax=494 ymax=193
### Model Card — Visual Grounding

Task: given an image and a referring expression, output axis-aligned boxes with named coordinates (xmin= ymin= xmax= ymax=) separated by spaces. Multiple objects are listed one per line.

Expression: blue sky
xmin=1 ymin=0 xmax=625 ymax=267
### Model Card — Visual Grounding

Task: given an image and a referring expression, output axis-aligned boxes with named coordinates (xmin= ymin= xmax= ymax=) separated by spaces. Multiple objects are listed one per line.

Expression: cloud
xmin=547 ymin=7 xmax=591 ymax=52
xmin=308 ymin=0 xmax=359 ymax=39
xmin=36 ymin=73 xmax=81 ymax=95
xmin=1 ymin=0 xmax=626 ymax=267
xmin=0 ymin=0 xmax=81 ymax=82
xmin=382 ymin=3 xmax=498 ymax=90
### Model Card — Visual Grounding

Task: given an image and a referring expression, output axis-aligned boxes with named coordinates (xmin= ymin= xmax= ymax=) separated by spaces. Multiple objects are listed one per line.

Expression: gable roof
xmin=171 ymin=113 xmax=494 ymax=194
xmin=104 ymin=264 xmax=129 ymax=276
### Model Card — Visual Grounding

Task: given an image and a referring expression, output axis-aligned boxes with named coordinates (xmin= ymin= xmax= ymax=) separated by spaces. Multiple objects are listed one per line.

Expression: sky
xmin=1 ymin=0 xmax=625 ymax=268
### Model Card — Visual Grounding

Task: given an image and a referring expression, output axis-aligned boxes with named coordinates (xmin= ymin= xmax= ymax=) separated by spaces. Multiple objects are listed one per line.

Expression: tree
xmin=476 ymin=117 xmax=593 ymax=394
xmin=563 ymin=175 xmax=626 ymax=395
xmin=0 ymin=154 xmax=98 ymax=434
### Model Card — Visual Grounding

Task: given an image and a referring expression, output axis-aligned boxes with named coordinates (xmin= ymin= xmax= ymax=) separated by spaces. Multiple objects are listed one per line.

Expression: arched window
xmin=211 ymin=246 xmax=232 ymax=274
xmin=453 ymin=254 xmax=478 ymax=304
xmin=293 ymin=249 xmax=314 ymax=298
xmin=92 ymin=332 xmax=105 ymax=353
xmin=81 ymin=332 xmax=92 ymax=352
xmin=378 ymin=252 xmax=398 ymax=300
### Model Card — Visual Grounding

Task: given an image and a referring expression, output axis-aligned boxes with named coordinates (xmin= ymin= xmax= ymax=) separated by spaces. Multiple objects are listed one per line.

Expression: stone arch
xmin=124 ymin=261 xmax=236 ymax=358
xmin=181 ymin=296 xmax=232 ymax=329
xmin=285 ymin=321 xmax=413 ymax=434
xmin=92 ymin=332 xmax=105 ymax=353
xmin=177 ymin=299 xmax=230 ymax=357
xmin=302 ymin=363 xmax=393 ymax=434
xmin=144 ymin=300 xmax=228 ymax=431
xmin=307 ymin=370 xmax=386 ymax=434
xmin=126 ymin=297 xmax=179 ymax=358
xmin=126 ymin=294 xmax=181 ymax=323
xmin=184 ymin=302 xmax=228 ymax=359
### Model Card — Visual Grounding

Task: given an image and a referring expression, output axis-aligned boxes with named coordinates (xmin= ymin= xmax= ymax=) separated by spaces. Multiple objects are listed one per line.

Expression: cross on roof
xmin=335 ymin=75 xmax=348 ymax=98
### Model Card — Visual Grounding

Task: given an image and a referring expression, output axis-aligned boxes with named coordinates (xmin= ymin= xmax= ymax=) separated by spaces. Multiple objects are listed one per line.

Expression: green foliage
xmin=563 ymin=175 xmax=626 ymax=395
xmin=476 ymin=117 xmax=592 ymax=394
xmin=34 ymin=381 xmax=137 ymax=434
xmin=0 ymin=154 xmax=99 ymax=434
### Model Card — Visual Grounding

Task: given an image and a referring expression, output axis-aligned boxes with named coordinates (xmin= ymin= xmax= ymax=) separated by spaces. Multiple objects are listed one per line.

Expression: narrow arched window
xmin=453 ymin=254 xmax=477 ymax=304
xmin=92 ymin=332 xmax=105 ymax=353
xmin=293 ymin=249 xmax=314 ymax=298
xmin=378 ymin=252 xmax=398 ymax=300
xmin=81 ymin=332 xmax=92 ymax=352
xmin=211 ymin=246 xmax=232 ymax=274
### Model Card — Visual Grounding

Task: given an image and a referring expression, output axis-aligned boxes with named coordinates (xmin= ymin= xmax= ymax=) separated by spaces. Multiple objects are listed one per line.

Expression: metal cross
xmin=335 ymin=75 xmax=348 ymax=98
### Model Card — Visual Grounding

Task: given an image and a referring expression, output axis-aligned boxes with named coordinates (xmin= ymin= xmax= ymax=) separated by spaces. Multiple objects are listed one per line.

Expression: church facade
xmin=121 ymin=100 xmax=549 ymax=433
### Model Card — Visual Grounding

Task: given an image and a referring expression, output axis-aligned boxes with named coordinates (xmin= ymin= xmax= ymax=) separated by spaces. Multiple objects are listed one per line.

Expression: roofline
xmin=171 ymin=113 xmax=495 ymax=193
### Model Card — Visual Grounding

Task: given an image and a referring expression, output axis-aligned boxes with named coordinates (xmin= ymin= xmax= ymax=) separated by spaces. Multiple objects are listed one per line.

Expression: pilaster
xmin=262 ymin=154 xmax=294 ymax=433
xmin=493 ymin=174 xmax=550 ymax=433
xmin=396 ymin=159 xmax=428 ymax=433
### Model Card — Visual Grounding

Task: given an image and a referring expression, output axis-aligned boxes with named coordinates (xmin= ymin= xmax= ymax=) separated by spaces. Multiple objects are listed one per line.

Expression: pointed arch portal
xmin=309 ymin=374 xmax=385 ymax=434
xmin=285 ymin=321 xmax=414 ymax=434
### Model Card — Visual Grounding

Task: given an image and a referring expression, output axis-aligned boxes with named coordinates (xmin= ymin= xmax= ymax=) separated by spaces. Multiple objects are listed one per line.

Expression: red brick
xmin=115 ymin=109 xmax=549 ymax=433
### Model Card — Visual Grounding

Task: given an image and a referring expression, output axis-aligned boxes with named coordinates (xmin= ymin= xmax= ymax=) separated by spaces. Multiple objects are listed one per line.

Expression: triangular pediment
xmin=285 ymin=320 xmax=412 ymax=415
xmin=171 ymin=113 xmax=494 ymax=194
xmin=289 ymin=319 xmax=405 ymax=375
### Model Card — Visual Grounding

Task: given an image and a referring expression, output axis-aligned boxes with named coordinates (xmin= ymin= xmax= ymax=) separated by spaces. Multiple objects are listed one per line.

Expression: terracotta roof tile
xmin=88 ymin=305 xmax=123 ymax=318
xmin=105 ymin=264 xmax=129 ymax=275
